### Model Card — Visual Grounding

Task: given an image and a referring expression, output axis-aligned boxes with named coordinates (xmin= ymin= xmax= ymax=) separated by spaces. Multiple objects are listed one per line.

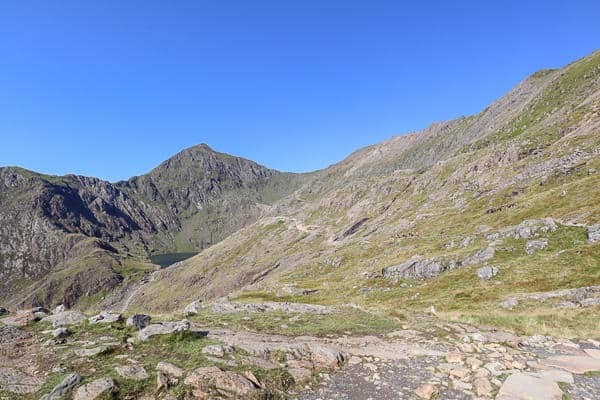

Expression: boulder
xmin=477 ymin=266 xmax=499 ymax=280
xmin=54 ymin=304 xmax=66 ymax=313
xmin=202 ymin=344 xmax=233 ymax=357
xmin=42 ymin=311 xmax=87 ymax=327
xmin=184 ymin=366 xmax=257 ymax=398
xmin=156 ymin=361 xmax=184 ymax=378
xmin=40 ymin=373 xmax=81 ymax=400
xmin=52 ymin=327 xmax=70 ymax=338
xmin=73 ymin=377 xmax=117 ymax=400
xmin=588 ymin=224 xmax=600 ymax=244
xmin=115 ymin=365 xmax=149 ymax=380
xmin=137 ymin=320 xmax=190 ymax=341
xmin=525 ymin=238 xmax=548 ymax=255
xmin=126 ymin=314 xmax=151 ymax=330
xmin=183 ymin=300 xmax=202 ymax=316
xmin=89 ymin=311 xmax=122 ymax=324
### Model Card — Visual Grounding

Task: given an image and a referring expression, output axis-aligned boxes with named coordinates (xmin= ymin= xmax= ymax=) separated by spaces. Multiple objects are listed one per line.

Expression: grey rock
xmin=156 ymin=361 xmax=184 ymax=378
xmin=52 ymin=327 xmax=70 ymax=338
xmin=73 ymin=377 xmax=117 ymax=400
xmin=211 ymin=299 xmax=334 ymax=315
xmin=54 ymin=304 xmax=66 ymax=313
xmin=496 ymin=372 xmax=563 ymax=400
xmin=89 ymin=311 xmax=121 ymax=324
xmin=525 ymin=238 xmax=548 ymax=255
xmin=588 ymin=224 xmax=600 ymax=244
xmin=589 ymin=168 xmax=598 ymax=175
xmin=0 ymin=325 xmax=31 ymax=344
xmin=115 ymin=364 xmax=148 ymax=380
xmin=74 ymin=344 xmax=116 ymax=357
xmin=137 ymin=319 xmax=190 ymax=341
xmin=0 ymin=367 xmax=44 ymax=394
xmin=42 ymin=311 xmax=87 ymax=327
xmin=40 ymin=373 xmax=81 ymax=400
xmin=183 ymin=300 xmax=202 ymax=316
xmin=476 ymin=266 xmax=499 ymax=280
xmin=462 ymin=246 xmax=495 ymax=266
xmin=126 ymin=314 xmax=151 ymax=330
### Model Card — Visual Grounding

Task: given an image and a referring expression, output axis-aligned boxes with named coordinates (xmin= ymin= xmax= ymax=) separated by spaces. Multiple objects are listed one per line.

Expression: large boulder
xmin=137 ymin=320 xmax=190 ymax=341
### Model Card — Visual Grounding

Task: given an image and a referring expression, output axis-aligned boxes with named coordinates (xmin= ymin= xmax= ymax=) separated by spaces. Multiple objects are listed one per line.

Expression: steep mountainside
xmin=0 ymin=144 xmax=304 ymax=308
xmin=135 ymin=50 xmax=600 ymax=337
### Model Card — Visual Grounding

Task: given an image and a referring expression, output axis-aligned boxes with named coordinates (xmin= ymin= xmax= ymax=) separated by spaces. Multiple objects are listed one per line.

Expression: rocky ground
xmin=1 ymin=305 xmax=600 ymax=399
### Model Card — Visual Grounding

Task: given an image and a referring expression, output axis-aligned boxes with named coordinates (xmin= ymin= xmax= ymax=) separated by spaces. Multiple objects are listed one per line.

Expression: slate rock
xmin=40 ymin=373 xmax=81 ymax=400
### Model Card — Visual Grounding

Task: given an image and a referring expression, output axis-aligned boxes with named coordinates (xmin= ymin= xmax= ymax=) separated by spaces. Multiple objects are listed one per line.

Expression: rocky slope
xmin=0 ymin=144 xmax=304 ymax=308
xmin=134 ymin=50 xmax=600 ymax=338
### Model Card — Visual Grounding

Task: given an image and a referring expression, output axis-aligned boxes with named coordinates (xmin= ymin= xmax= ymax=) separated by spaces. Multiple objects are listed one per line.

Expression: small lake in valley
xmin=149 ymin=252 xmax=198 ymax=268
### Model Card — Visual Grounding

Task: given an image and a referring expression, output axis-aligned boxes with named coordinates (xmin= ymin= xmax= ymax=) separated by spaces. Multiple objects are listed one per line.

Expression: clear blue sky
xmin=1 ymin=1 xmax=599 ymax=181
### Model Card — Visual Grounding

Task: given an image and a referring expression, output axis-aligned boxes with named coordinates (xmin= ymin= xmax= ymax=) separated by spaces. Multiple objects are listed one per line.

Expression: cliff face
xmin=0 ymin=145 xmax=305 ymax=308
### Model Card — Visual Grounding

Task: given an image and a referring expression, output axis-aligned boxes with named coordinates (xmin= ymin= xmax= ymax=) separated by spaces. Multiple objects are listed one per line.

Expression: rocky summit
xmin=1 ymin=50 xmax=600 ymax=399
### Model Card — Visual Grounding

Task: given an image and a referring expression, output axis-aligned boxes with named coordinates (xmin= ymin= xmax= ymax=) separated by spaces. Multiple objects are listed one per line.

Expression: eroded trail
xmin=192 ymin=319 xmax=600 ymax=400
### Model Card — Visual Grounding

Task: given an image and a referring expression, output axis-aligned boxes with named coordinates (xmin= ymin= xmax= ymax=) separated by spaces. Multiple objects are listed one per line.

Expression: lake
xmin=149 ymin=252 xmax=198 ymax=268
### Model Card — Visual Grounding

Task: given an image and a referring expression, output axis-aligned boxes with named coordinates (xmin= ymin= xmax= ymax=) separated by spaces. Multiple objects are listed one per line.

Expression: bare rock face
xmin=0 ymin=144 xmax=303 ymax=309
xmin=382 ymin=246 xmax=495 ymax=280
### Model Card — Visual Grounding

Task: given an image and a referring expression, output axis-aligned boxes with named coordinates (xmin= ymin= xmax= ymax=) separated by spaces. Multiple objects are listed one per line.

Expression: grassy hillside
xmin=135 ymin=50 xmax=600 ymax=339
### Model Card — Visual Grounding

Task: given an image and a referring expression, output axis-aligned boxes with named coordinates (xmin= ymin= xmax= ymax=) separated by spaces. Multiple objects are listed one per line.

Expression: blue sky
xmin=1 ymin=1 xmax=599 ymax=181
